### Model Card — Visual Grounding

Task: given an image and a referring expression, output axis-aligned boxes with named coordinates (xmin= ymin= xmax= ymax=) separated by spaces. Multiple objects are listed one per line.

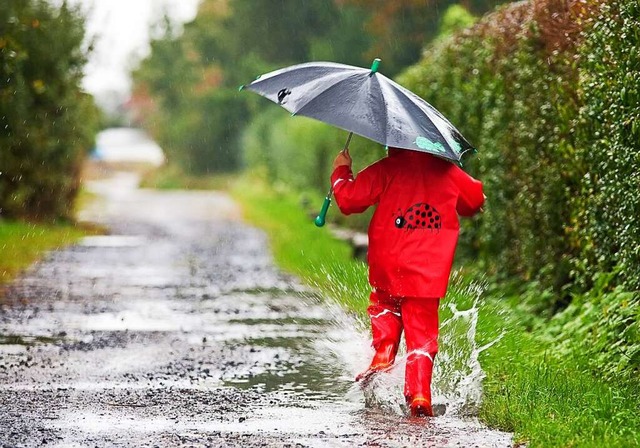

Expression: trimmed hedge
xmin=572 ymin=0 xmax=640 ymax=292
xmin=396 ymin=0 xmax=639 ymax=378
xmin=399 ymin=0 xmax=639 ymax=304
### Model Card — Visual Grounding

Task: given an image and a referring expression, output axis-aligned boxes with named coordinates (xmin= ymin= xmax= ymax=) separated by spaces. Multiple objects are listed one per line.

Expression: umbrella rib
xmin=370 ymin=75 xmax=389 ymax=146
xmin=382 ymin=80 xmax=435 ymax=139
xmin=388 ymin=78 xmax=471 ymax=150
xmin=294 ymin=73 xmax=390 ymax=145
xmin=293 ymin=71 xmax=367 ymax=113
xmin=385 ymin=79 xmax=463 ymax=152
xmin=246 ymin=66 xmax=365 ymax=115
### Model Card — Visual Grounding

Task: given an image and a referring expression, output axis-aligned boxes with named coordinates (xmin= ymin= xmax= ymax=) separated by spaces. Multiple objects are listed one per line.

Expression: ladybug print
xmin=394 ymin=202 xmax=441 ymax=232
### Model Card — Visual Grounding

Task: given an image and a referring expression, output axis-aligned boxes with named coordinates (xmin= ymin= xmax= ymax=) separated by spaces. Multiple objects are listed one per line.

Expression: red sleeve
xmin=453 ymin=166 xmax=485 ymax=217
xmin=330 ymin=161 xmax=385 ymax=215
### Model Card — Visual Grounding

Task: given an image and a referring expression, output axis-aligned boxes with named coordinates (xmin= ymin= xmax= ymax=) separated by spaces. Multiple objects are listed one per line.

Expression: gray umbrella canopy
xmin=241 ymin=60 xmax=475 ymax=164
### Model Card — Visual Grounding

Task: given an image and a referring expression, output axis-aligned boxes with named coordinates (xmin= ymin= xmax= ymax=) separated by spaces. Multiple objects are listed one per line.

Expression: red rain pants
xmin=367 ymin=289 xmax=439 ymax=406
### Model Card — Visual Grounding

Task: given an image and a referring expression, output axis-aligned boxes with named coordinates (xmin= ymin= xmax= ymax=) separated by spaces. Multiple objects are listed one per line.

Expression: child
xmin=331 ymin=146 xmax=485 ymax=417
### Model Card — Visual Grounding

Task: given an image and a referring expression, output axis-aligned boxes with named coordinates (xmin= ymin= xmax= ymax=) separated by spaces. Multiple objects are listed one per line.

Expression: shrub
xmin=0 ymin=0 xmax=99 ymax=220
xmin=545 ymin=270 xmax=640 ymax=381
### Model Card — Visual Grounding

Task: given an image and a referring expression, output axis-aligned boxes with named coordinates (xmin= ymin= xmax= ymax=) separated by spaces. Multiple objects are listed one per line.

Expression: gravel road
xmin=0 ymin=172 xmax=512 ymax=447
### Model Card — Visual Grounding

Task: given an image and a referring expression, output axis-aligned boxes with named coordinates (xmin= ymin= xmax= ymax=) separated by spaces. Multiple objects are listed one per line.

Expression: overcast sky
xmin=66 ymin=0 xmax=200 ymax=105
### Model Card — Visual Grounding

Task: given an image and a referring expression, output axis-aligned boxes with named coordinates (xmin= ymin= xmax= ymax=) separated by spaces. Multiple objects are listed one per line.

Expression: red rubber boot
xmin=401 ymin=297 xmax=440 ymax=417
xmin=406 ymin=357 xmax=435 ymax=418
xmin=356 ymin=290 xmax=403 ymax=383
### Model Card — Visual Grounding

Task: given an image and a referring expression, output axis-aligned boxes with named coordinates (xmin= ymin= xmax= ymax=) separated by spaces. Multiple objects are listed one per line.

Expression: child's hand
xmin=333 ymin=149 xmax=352 ymax=169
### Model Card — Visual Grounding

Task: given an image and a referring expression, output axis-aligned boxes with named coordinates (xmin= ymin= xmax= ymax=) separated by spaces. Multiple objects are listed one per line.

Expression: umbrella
xmin=240 ymin=59 xmax=475 ymax=226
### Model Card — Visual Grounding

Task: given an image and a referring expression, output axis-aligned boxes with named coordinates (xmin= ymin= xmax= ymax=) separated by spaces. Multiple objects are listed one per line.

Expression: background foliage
xmin=132 ymin=0 xmax=371 ymax=174
xmin=131 ymin=0 xmax=507 ymax=175
xmin=133 ymin=0 xmax=639 ymax=379
xmin=0 ymin=0 xmax=99 ymax=220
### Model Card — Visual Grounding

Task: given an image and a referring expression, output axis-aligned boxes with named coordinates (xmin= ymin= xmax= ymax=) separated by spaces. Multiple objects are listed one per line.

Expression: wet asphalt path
xmin=0 ymin=172 xmax=512 ymax=447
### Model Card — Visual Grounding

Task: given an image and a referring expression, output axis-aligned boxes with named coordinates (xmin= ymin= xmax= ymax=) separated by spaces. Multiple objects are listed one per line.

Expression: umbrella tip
xmin=369 ymin=58 xmax=381 ymax=76
xmin=238 ymin=85 xmax=245 ymax=91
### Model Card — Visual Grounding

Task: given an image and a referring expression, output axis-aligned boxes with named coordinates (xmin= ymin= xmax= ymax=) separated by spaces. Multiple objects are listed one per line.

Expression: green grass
xmin=231 ymin=177 xmax=640 ymax=448
xmin=0 ymin=220 xmax=94 ymax=290
xmin=477 ymin=299 xmax=640 ymax=447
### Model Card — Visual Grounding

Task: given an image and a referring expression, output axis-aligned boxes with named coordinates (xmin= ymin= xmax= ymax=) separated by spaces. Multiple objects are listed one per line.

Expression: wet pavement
xmin=0 ymin=172 xmax=512 ymax=447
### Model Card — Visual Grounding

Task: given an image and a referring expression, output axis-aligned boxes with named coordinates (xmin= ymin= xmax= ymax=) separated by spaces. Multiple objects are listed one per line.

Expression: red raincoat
xmin=331 ymin=149 xmax=484 ymax=298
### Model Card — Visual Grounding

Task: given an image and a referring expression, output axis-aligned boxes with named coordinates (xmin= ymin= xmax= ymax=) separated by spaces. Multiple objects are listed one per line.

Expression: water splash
xmin=316 ymin=269 xmax=504 ymax=418
xmin=433 ymin=273 xmax=504 ymax=416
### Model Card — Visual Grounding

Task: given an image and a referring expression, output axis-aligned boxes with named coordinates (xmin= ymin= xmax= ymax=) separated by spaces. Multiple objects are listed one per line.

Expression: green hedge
xmin=396 ymin=0 xmax=639 ymax=378
xmin=398 ymin=0 xmax=639 ymax=301
xmin=572 ymin=1 xmax=640 ymax=292
xmin=0 ymin=0 xmax=99 ymax=220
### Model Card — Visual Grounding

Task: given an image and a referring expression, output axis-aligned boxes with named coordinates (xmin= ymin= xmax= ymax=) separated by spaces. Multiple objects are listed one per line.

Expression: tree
xmin=131 ymin=0 xmax=372 ymax=174
xmin=0 ymin=0 xmax=99 ymax=220
xmin=339 ymin=0 xmax=511 ymax=75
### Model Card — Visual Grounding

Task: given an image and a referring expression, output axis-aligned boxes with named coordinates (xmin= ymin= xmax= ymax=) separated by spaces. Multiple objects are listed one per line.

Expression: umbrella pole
xmin=315 ymin=132 xmax=353 ymax=227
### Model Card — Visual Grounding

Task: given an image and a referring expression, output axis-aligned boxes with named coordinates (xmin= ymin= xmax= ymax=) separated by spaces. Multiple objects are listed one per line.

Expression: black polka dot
xmin=435 ymin=216 xmax=440 ymax=221
xmin=421 ymin=212 xmax=426 ymax=218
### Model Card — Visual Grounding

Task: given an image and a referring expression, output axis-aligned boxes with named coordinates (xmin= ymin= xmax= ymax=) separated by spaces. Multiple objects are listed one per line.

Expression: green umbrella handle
xmin=315 ymin=132 xmax=353 ymax=228
xmin=314 ymin=190 xmax=332 ymax=227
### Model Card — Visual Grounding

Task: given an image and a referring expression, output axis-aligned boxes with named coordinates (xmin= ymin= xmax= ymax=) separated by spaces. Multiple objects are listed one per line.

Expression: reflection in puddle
xmin=0 ymin=334 xmax=64 ymax=346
